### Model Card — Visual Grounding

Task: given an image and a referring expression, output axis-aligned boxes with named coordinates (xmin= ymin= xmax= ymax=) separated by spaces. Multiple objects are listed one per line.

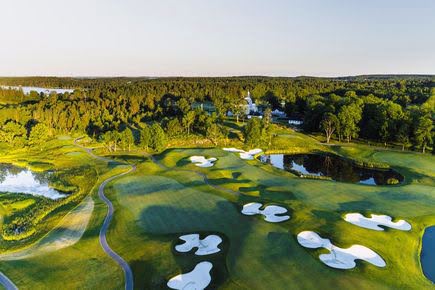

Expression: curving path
xmin=0 ymin=272 xmax=18 ymax=290
xmin=98 ymin=166 xmax=135 ymax=290
xmin=75 ymin=137 xmax=135 ymax=290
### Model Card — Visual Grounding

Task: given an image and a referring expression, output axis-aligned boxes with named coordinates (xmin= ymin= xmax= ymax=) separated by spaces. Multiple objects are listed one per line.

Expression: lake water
xmin=421 ymin=226 xmax=435 ymax=283
xmin=0 ymin=85 xmax=74 ymax=95
xmin=259 ymin=154 xmax=404 ymax=185
xmin=0 ymin=164 xmax=66 ymax=199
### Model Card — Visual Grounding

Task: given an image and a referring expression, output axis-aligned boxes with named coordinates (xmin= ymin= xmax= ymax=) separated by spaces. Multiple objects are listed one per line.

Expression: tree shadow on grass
xmin=106 ymin=154 xmax=147 ymax=164
xmin=265 ymin=232 xmax=293 ymax=259
xmin=238 ymin=184 xmax=296 ymax=201
xmin=207 ymin=177 xmax=252 ymax=187
xmin=311 ymin=210 xmax=341 ymax=224
xmin=108 ymin=160 xmax=123 ymax=169
xmin=175 ymin=158 xmax=191 ymax=168
xmin=377 ymin=190 xmax=419 ymax=201
xmin=131 ymin=259 xmax=164 ymax=290
xmin=232 ymin=172 xmax=242 ymax=179
xmin=139 ymin=201 xmax=254 ymax=288
xmin=338 ymin=200 xmax=375 ymax=212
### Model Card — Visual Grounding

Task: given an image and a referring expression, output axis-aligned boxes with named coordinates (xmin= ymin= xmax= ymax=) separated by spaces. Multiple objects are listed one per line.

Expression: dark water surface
xmin=421 ymin=226 xmax=435 ymax=283
xmin=260 ymin=154 xmax=404 ymax=185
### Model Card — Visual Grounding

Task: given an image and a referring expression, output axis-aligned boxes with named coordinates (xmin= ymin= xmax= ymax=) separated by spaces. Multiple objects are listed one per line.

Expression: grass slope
xmin=0 ymin=139 xmax=129 ymax=289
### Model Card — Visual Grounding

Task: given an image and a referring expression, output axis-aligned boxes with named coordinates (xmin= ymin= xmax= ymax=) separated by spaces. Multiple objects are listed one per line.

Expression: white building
xmin=244 ymin=91 xmax=258 ymax=114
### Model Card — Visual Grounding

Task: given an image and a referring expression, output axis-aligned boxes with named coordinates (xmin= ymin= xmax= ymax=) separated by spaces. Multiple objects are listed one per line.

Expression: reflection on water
xmin=260 ymin=154 xmax=404 ymax=185
xmin=0 ymin=164 xmax=65 ymax=199
xmin=0 ymin=85 xmax=74 ymax=95
xmin=421 ymin=226 xmax=435 ymax=283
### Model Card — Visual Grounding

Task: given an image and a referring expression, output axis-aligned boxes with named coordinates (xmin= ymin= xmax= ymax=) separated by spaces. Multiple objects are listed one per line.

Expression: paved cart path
xmin=75 ymin=138 xmax=134 ymax=290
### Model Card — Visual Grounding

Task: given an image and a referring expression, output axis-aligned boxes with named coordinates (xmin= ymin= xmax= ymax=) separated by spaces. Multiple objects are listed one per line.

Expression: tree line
xmin=0 ymin=76 xmax=433 ymax=152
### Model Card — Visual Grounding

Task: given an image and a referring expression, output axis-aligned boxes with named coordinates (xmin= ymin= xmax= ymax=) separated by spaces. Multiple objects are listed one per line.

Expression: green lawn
xmin=0 ymin=133 xmax=433 ymax=289
xmin=105 ymin=143 xmax=435 ymax=289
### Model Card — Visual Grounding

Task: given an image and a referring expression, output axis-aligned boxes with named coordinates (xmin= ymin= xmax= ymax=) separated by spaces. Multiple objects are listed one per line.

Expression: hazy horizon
xmin=1 ymin=0 xmax=434 ymax=77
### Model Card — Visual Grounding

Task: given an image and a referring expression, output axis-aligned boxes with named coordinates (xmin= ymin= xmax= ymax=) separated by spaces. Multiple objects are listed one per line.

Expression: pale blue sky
xmin=0 ymin=0 xmax=434 ymax=76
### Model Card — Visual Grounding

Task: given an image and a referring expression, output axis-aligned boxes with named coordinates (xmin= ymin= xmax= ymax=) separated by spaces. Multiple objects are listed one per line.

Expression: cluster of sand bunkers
xmin=223 ymin=148 xmax=263 ymax=160
xmin=167 ymin=234 xmax=222 ymax=289
xmin=171 ymin=148 xmax=265 ymax=289
xmin=297 ymin=231 xmax=386 ymax=269
xmin=241 ymin=202 xmax=290 ymax=222
xmin=297 ymin=213 xmax=411 ymax=269
xmin=189 ymin=148 xmax=263 ymax=169
xmin=189 ymin=156 xmax=218 ymax=168
xmin=176 ymin=148 xmax=413 ymax=288
xmin=344 ymin=213 xmax=412 ymax=231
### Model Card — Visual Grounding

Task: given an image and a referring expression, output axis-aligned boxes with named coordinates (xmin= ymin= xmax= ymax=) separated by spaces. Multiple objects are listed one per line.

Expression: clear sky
xmin=1 ymin=0 xmax=434 ymax=77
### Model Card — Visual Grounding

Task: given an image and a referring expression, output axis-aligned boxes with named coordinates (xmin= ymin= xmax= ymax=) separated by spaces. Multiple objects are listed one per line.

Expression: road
xmin=75 ymin=137 xmax=135 ymax=290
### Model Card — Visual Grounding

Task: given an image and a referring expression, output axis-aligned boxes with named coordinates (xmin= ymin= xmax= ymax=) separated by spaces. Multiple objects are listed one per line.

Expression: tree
xmin=177 ymin=98 xmax=191 ymax=116
xmin=414 ymin=115 xmax=433 ymax=153
xmin=28 ymin=123 xmax=50 ymax=146
xmin=263 ymin=107 xmax=272 ymax=126
xmin=150 ymin=123 xmax=167 ymax=151
xmin=166 ymin=118 xmax=183 ymax=139
xmin=337 ymin=103 xmax=362 ymax=142
xmin=396 ymin=114 xmax=411 ymax=151
xmin=0 ymin=121 xmax=26 ymax=146
xmin=232 ymin=102 xmax=246 ymax=124
xmin=101 ymin=130 xmax=120 ymax=152
xmin=139 ymin=125 xmax=151 ymax=150
xmin=320 ymin=113 xmax=339 ymax=143
xmin=261 ymin=121 xmax=275 ymax=147
xmin=101 ymin=131 xmax=115 ymax=152
xmin=206 ymin=123 xmax=224 ymax=145
xmin=244 ymin=118 xmax=262 ymax=147
xmin=121 ymin=128 xmax=134 ymax=151
xmin=182 ymin=111 xmax=196 ymax=136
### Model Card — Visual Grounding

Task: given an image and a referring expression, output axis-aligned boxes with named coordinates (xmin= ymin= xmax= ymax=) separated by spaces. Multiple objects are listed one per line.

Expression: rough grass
xmin=0 ymin=196 xmax=94 ymax=260
xmin=0 ymin=139 xmax=129 ymax=289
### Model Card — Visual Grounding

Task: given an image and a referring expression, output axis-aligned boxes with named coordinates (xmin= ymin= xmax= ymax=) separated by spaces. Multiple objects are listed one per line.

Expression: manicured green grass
xmin=0 ymin=130 xmax=434 ymax=289
xmin=120 ymin=144 xmax=434 ymax=289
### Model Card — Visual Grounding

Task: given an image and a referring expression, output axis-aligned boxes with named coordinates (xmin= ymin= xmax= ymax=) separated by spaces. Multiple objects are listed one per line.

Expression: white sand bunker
xmin=344 ymin=213 xmax=411 ymax=231
xmin=0 ymin=196 xmax=94 ymax=260
xmin=189 ymin=156 xmax=217 ymax=168
xmin=297 ymin=231 xmax=386 ymax=269
xmin=167 ymin=261 xmax=212 ymax=290
xmin=223 ymin=148 xmax=263 ymax=160
xmin=241 ymin=202 xmax=290 ymax=223
xmin=175 ymin=234 xmax=222 ymax=255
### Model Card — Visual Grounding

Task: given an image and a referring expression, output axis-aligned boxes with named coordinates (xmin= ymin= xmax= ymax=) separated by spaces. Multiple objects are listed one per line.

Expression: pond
xmin=259 ymin=154 xmax=404 ymax=185
xmin=1 ymin=85 xmax=74 ymax=95
xmin=0 ymin=164 xmax=66 ymax=199
xmin=421 ymin=226 xmax=435 ymax=283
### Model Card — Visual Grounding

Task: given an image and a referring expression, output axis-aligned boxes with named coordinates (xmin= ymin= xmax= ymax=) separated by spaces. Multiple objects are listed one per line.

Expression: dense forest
xmin=0 ymin=76 xmax=433 ymax=152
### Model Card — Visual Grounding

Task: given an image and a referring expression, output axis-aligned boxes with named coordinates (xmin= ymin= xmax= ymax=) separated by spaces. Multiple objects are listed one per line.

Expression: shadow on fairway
xmin=139 ymin=201 xmax=254 ymax=288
